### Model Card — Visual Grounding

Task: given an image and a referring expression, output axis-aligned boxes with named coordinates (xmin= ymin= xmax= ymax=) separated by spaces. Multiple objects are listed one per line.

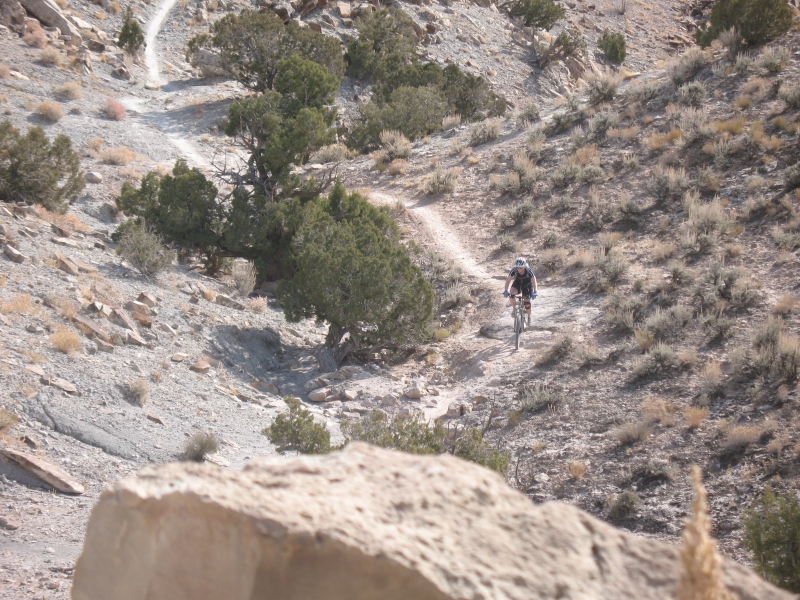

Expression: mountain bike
xmin=509 ymin=293 xmax=527 ymax=350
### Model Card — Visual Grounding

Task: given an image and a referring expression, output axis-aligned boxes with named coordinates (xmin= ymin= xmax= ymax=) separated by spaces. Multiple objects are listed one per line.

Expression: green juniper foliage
xmin=598 ymin=30 xmax=626 ymax=64
xmin=264 ymin=397 xmax=332 ymax=454
xmin=695 ymin=0 xmax=792 ymax=47
xmin=118 ymin=5 xmax=145 ymax=56
xmin=503 ymin=0 xmax=565 ymax=30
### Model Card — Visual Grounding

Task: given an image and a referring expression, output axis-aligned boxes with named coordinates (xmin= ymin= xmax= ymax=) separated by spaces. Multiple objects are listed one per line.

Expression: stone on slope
xmin=138 ymin=291 xmax=157 ymax=307
xmin=2 ymin=448 xmax=84 ymax=494
xmin=214 ymin=294 xmax=246 ymax=310
xmin=71 ymin=445 xmax=790 ymax=600
xmin=18 ymin=0 xmax=82 ymax=44
xmin=3 ymin=244 xmax=27 ymax=263
xmin=85 ymin=171 xmax=103 ymax=184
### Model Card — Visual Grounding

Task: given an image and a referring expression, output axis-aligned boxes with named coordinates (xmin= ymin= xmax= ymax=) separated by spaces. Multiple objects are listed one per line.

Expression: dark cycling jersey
xmin=509 ymin=267 xmax=535 ymax=296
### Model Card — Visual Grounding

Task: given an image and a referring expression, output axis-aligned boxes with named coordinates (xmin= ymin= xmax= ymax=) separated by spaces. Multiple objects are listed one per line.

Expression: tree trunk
xmin=316 ymin=326 xmax=357 ymax=371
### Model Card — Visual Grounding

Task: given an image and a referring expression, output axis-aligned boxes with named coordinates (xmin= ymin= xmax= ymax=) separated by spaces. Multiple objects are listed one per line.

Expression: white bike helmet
xmin=514 ymin=257 xmax=528 ymax=268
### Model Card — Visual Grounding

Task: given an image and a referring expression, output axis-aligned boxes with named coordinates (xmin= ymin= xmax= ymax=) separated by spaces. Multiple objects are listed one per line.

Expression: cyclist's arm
xmin=532 ymin=275 xmax=538 ymax=294
xmin=504 ymin=274 xmax=514 ymax=292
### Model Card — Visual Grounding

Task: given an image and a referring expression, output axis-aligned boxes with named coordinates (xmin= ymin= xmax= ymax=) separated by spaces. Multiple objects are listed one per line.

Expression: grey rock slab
xmin=2 ymin=448 xmax=85 ymax=494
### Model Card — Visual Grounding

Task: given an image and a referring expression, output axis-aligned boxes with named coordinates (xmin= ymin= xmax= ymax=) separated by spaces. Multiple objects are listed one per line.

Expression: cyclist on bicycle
xmin=503 ymin=257 xmax=538 ymax=326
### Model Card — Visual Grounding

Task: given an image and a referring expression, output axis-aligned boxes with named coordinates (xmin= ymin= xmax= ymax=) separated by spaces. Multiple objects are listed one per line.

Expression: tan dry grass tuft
xmin=0 ymin=293 xmax=33 ymax=314
xmin=36 ymin=100 xmax=63 ymax=123
xmin=54 ymin=81 xmax=83 ymax=100
xmin=101 ymin=146 xmax=136 ymax=166
xmin=677 ymin=465 xmax=736 ymax=600
xmin=641 ymin=397 xmax=676 ymax=427
xmin=0 ymin=64 xmax=10 ymax=79
xmin=772 ymin=294 xmax=798 ymax=316
xmin=684 ymin=406 xmax=709 ymax=430
xmin=125 ymin=378 xmax=149 ymax=406
xmin=23 ymin=25 xmax=48 ymax=48
xmin=39 ymin=47 xmax=62 ymax=66
xmin=568 ymin=461 xmax=586 ymax=479
xmin=202 ymin=287 xmax=216 ymax=302
xmin=50 ymin=327 xmax=82 ymax=354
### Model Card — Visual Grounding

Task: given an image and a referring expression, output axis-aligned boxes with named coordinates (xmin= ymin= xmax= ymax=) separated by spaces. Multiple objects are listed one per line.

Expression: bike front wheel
xmin=514 ymin=306 xmax=522 ymax=349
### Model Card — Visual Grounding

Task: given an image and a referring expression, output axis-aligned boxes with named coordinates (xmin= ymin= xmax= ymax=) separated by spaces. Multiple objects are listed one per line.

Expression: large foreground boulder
xmin=72 ymin=444 xmax=792 ymax=600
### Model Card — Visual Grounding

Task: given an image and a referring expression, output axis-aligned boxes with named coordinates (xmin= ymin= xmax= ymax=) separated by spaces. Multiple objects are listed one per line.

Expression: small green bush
xmin=263 ymin=397 xmax=332 ymax=454
xmin=516 ymin=102 xmax=541 ymax=128
xmin=610 ymin=490 xmax=640 ymax=519
xmin=785 ymin=162 xmax=800 ymax=191
xmin=743 ymin=486 xmax=800 ymax=592
xmin=118 ymin=5 xmax=145 ymax=56
xmin=678 ymin=81 xmax=707 ymax=106
xmin=597 ymin=30 xmax=626 ymax=64
xmin=183 ymin=432 xmax=219 ymax=462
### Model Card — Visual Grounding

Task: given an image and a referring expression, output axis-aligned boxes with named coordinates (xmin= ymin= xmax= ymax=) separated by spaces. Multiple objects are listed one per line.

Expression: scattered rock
xmin=114 ymin=65 xmax=132 ymax=80
xmin=111 ymin=308 xmax=139 ymax=333
xmin=336 ymin=0 xmax=349 ymax=16
xmin=40 ymin=375 xmax=78 ymax=394
xmin=18 ymin=0 xmax=82 ymax=45
xmin=172 ymin=353 xmax=188 ymax=362
xmin=3 ymin=244 xmax=27 ymax=263
xmin=51 ymin=236 xmax=81 ymax=248
xmin=138 ymin=291 xmax=157 ymax=307
xmin=144 ymin=81 xmax=161 ymax=90
xmin=85 ymin=171 xmax=103 ymax=184
xmin=307 ymin=387 xmax=331 ymax=402
xmin=0 ymin=515 xmax=21 ymax=530
xmin=214 ymin=294 xmax=246 ymax=310
xmin=2 ymin=448 xmax=85 ymax=494
xmin=403 ymin=382 xmax=427 ymax=399
xmin=146 ymin=414 xmax=165 ymax=425
xmin=26 ymin=323 xmax=44 ymax=334
xmin=72 ymin=314 xmax=112 ymax=344
xmin=380 ymin=393 xmax=398 ymax=406
xmin=303 ymin=377 xmax=326 ymax=392
xmin=96 ymin=338 xmax=114 ymax=353
xmin=190 ymin=360 xmax=212 ymax=374
xmin=250 ymin=380 xmax=280 ymax=395
xmin=127 ymin=300 xmax=151 ymax=316
xmin=159 ymin=323 xmax=176 ymax=335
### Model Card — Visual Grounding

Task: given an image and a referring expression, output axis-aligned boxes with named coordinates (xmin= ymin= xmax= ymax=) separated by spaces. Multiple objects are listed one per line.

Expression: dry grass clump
xmin=641 ymin=397 xmax=676 ymax=427
xmin=668 ymin=47 xmax=707 ymax=85
xmin=125 ymin=378 xmax=149 ymax=406
xmin=0 ymin=408 xmax=20 ymax=434
xmin=712 ymin=118 xmax=745 ymax=135
xmin=23 ymin=23 xmax=48 ymax=48
xmin=699 ymin=360 xmax=723 ymax=398
xmin=231 ymin=260 xmax=257 ymax=297
xmin=772 ymin=295 xmax=798 ymax=315
xmin=424 ymin=167 xmax=461 ymax=195
xmin=778 ymin=84 xmax=800 ymax=109
xmin=39 ymin=47 xmax=62 ymax=66
xmin=535 ymin=331 xmax=574 ymax=366
xmin=36 ymin=100 xmax=63 ymax=123
xmin=490 ymin=171 xmax=520 ymax=194
xmin=103 ymin=97 xmax=127 ymax=121
xmin=724 ymin=426 xmax=762 ymax=453
xmin=309 ymin=143 xmax=348 ymax=164
xmin=684 ymin=406 xmax=709 ymax=430
xmin=50 ymin=327 xmax=82 ymax=354
xmin=379 ymin=130 xmax=412 ymax=159
xmin=584 ymin=70 xmax=621 ymax=105
xmin=388 ymin=159 xmax=407 ymax=176
xmin=0 ymin=64 xmax=10 ymax=79
xmin=568 ymin=461 xmax=586 ymax=480
xmin=614 ymin=421 xmax=650 ymax=446
xmin=101 ymin=146 xmax=136 ymax=165
xmin=652 ymin=241 xmax=677 ymax=262
xmin=677 ymin=465 xmax=736 ymax=600
xmin=442 ymin=114 xmax=462 ymax=130
xmin=184 ymin=431 xmax=219 ymax=462
xmin=0 ymin=293 xmax=33 ymax=314
xmin=54 ymin=81 xmax=83 ymax=100
xmin=733 ymin=94 xmax=752 ymax=110
xmin=249 ymin=296 xmax=269 ymax=313
xmin=469 ymin=118 xmax=502 ymax=146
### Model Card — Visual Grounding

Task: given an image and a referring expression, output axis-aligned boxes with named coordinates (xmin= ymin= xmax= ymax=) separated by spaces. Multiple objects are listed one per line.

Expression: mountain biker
xmin=503 ymin=257 xmax=538 ymax=326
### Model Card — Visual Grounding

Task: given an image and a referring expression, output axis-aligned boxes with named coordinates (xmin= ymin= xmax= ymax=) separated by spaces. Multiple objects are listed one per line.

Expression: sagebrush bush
xmin=103 ymin=97 xmax=127 ymax=121
xmin=615 ymin=422 xmax=650 ymax=446
xmin=231 ymin=260 xmax=257 ymax=297
xmin=36 ymin=101 xmax=63 ymax=123
xmin=264 ymin=397 xmax=331 ymax=454
xmin=490 ymin=171 xmax=520 ymax=194
xmin=744 ymin=486 xmax=800 ymax=592
xmin=116 ymin=223 xmax=174 ymax=279
xmin=380 ymin=129 xmax=412 ymax=159
xmin=757 ymin=46 xmax=790 ymax=73
xmin=668 ymin=48 xmax=707 ymax=85
xmin=516 ymin=102 xmax=540 ymax=128
xmin=518 ymin=383 xmax=563 ymax=413
xmin=610 ymin=491 xmax=640 ymax=519
xmin=54 ymin=81 xmax=83 ymax=100
xmin=50 ymin=327 xmax=82 ymax=354
xmin=678 ymin=81 xmax=706 ymax=106
xmin=309 ymin=143 xmax=348 ymax=164
xmin=469 ymin=118 xmax=502 ymax=146
xmin=585 ymin=70 xmax=621 ymax=105
xmin=785 ymin=163 xmax=800 ymax=191
xmin=778 ymin=84 xmax=800 ymax=109
xmin=597 ymin=30 xmax=626 ymax=63
xmin=647 ymin=167 xmax=689 ymax=204
xmin=442 ymin=114 xmax=462 ymax=130
xmin=125 ymin=378 xmax=149 ymax=406
xmin=39 ymin=47 xmax=62 ymax=66
xmin=425 ymin=167 xmax=460 ymax=194
xmin=183 ymin=432 xmax=218 ymax=461
xmin=101 ymin=146 xmax=136 ymax=165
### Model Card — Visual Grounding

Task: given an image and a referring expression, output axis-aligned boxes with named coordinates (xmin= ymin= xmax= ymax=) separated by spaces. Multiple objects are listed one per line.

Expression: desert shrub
xmin=647 ymin=167 xmax=689 ymax=204
xmin=54 ymin=81 xmax=83 ymax=100
xmin=723 ymin=425 xmax=761 ymax=453
xmin=569 ymin=461 xmax=586 ymax=479
xmin=23 ymin=23 xmax=48 ymax=48
xmin=497 ymin=233 xmax=520 ymax=252
xmin=645 ymin=305 xmax=693 ymax=340
xmin=628 ymin=81 xmax=661 ymax=105
xmin=610 ymin=491 xmax=640 ymax=519
xmin=249 ymin=297 xmax=269 ymax=313
xmin=356 ymin=85 xmax=448 ymax=145
xmin=116 ymin=222 xmax=175 ymax=279
xmin=587 ymin=111 xmax=617 ymax=140
xmin=597 ymin=30 xmax=626 ymax=64
xmin=264 ymin=397 xmax=331 ymax=454
xmin=470 ymin=118 xmax=502 ymax=146
xmin=539 ymin=27 xmax=586 ymax=68
xmin=36 ymin=101 xmax=62 ymax=123
xmin=678 ymin=82 xmax=706 ymax=106
xmin=535 ymin=331 xmax=574 ymax=366
xmin=0 ymin=409 xmax=19 ymax=433
xmin=785 ymin=163 xmax=800 ymax=191
xmin=490 ymin=172 xmax=521 ymax=194
xmin=118 ymin=5 xmax=145 ymax=56
xmin=585 ymin=70 xmax=621 ymax=105
xmin=743 ymin=487 xmax=800 ymax=592
xmin=641 ymin=398 xmax=676 ymax=427
xmin=518 ymin=383 xmax=563 ymax=413
xmin=103 ymin=98 xmax=127 ymax=121
xmin=101 ymin=146 xmax=136 ymax=165
xmin=668 ymin=48 xmax=707 ymax=85
xmin=309 ymin=143 xmax=348 ymax=164
xmin=516 ymin=102 xmax=540 ymax=128
xmin=425 ymin=167 xmax=460 ymax=194
xmin=0 ymin=120 xmax=83 ymax=213
xmin=633 ymin=342 xmax=678 ymax=379
xmin=550 ymin=164 xmax=580 ymax=189
xmin=442 ymin=114 xmax=462 ymax=129
xmin=504 ymin=0 xmax=565 ymax=29
xmin=703 ymin=312 xmax=735 ymax=340
xmin=124 ymin=378 xmax=149 ymax=406
xmin=604 ymin=293 xmax=644 ymax=332
xmin=39 ymin=47 xmax=62 ymax=66
xmin=512 ymin=152 xmax=545 ymax=189
xmin=342 ymin=409 xmax=510 ymax=474
xmin=0 ymin=64 xmax=9 ymax=79
xmin=758 ymin=47 xmax=790 ymax=73
xmin=779 ymin=84 xmax=800 ymax=109
xmin=684 ymin=406 xmax=709 ymax=429
xmin=696 ymin=0 xmax=792 ymax=46
xmin=183 ymin=432 xmax=219 ymax=461
xmin=380 ymin=130 xmax=412 ymax=159
xmin=615 ymin=422 xmax=650 ymax=446
xmin=50 ymin=327 xmax=82 ymax=354
xmin=231 ymin=260 xmax=257 ymax=297
xmin=580 ymin=164 xmax=606 ymax=184
xmin=535 ymin=248 xmax=566 ymax=274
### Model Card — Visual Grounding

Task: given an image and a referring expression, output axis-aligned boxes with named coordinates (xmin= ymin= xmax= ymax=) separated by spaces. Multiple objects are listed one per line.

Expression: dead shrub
xmin=615 ymin=421 xmax=650 ymax=446
xmin=23 ymin=24 xmax=48 ymax=48
xmin=36 ymin=100 xmax=63 ymax=123
xmin=54 ymin=81 xmax=83 ymax=100
xmin=723 ymin=425 xmax=761 ymax=453
xmin=116 ymin=223 xmax=174 ymax=279
xmin=50 ymin=327 xmax=82 ymax=354
xmin=39 ymin=47 xmax=62 ymax=66
xmin=641 ymin=397 xmax=676 ymax=427
xmin=379 ymin=130 xmax=412 ymax=159
xmin=684 ymin=406 xmax=709 ymax=429
xmin=125 ymin=378 xmax=149 ymax=406
xmin=101 ymin=146 xmax=136 ymax=165
xmin=231 ymin=260 xmax=257 ymax=297
xmin=183 ymin=432 xmax=218 ymax=462
xmin=103 ymin=97 xmax=127 ymax=121
xmin=388 ymin=159 xmax=407 ymax=176
xmin=772 ymin=295 xmax=798 ymax=316
xmin=568 ymin=461 xmax=586 ymax=479
xmin=249 ymin=296 xmax=269 ymax=313
xmin=699 ymin=360 xmax=723 ymax=399
xmin=309 ymin=143 xmax=348 ymax=164
xmin=0 ymin=293 xmax=33 ymax=314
